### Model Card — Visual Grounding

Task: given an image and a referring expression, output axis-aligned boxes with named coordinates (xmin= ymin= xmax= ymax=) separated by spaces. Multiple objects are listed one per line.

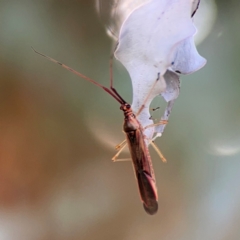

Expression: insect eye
xmin=126 ymin=104 xmax=131 ymax=109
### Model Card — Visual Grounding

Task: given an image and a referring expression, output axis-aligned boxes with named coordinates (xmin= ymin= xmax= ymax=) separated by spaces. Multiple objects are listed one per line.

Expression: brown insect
xmin=32 ymin=47 xmax=167 ymax=215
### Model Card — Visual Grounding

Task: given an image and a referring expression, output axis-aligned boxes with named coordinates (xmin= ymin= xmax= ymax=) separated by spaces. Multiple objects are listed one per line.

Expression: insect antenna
xmin=31 ymin=47 xmax=124 ymax=104
xmin=108 ymin=50 xmax=127 ymax=104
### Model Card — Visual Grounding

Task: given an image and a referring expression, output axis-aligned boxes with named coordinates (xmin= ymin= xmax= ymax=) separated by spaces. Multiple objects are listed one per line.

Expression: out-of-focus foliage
xmin=0 ymin=0 xmax=240 ymax=240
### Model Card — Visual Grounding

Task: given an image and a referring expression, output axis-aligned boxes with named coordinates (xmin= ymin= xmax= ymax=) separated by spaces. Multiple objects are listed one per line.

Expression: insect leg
xmin=115 ymin=139 xmax=126 ymax=150
xmin=112 ymin=142 xmax=131 ymax=162
xmin=144 ymin=120 xmax=168 ymax=130
xmin=149 ymin=141 xmax=167 ymax=163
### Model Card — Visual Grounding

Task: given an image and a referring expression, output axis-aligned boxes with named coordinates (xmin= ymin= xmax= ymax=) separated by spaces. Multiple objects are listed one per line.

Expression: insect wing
xmin=125 ymin=123 xmax=158 ymax=215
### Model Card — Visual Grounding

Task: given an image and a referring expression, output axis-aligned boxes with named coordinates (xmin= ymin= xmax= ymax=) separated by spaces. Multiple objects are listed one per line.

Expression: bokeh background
xmin=0 ymin=0 xmax=240 ymax=239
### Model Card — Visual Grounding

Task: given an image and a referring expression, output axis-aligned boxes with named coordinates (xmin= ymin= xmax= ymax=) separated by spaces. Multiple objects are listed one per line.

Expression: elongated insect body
xmin=32 ymin=48 xmax=160 ymax=215
xmin=121 ymin=103 xmax=158 ymax=215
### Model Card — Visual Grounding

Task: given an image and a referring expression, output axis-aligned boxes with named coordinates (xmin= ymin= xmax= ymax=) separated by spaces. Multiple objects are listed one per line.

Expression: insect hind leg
xmin=149 ymin=141 xmax=167 ymax=163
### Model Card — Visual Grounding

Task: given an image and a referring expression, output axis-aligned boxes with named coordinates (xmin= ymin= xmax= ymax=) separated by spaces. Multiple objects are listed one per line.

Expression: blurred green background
xmin=0 ymin=0 xmax=240 ymax=239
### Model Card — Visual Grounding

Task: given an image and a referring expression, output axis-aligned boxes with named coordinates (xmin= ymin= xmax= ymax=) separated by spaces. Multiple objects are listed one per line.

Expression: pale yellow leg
xmin=149 ymin=141 xmax=167 ymax=163
xmin=144 ymin=120 xmax=168 ymax=130
xmin=112 ymin=142 xmax=131 ymax=162
xmin=115 ymin=139 xmax=127 ymax=150
xmin=151 ymin=133 xmax=162 ymax=141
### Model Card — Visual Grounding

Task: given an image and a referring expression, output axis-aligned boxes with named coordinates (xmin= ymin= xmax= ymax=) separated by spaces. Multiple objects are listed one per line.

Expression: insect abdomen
xmin=137 ymin=171 xmax=158 ymax=215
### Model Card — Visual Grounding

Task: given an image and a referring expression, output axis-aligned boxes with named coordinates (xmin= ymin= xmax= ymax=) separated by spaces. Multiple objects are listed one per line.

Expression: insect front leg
xmin=112 ymin=142 xmax=131 ymax=162
xmin=115 ymin=139 xmax=126 ymax=151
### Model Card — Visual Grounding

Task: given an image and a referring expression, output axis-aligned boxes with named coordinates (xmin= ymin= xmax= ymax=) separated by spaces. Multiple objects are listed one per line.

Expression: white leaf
xmin=114 ymin=0 xmax=206 ymax=141
xmin=155 ymin=70 xmax=180 ymax=135
xmin=169 ymin=35 xmax=206 ymax=75
xmin=161 ymin=70 xmax=180 ymax=102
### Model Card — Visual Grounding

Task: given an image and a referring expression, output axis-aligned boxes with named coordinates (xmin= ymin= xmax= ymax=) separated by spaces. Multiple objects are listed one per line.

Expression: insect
xmin=32 ymin=47 xmax=167 ymax=215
